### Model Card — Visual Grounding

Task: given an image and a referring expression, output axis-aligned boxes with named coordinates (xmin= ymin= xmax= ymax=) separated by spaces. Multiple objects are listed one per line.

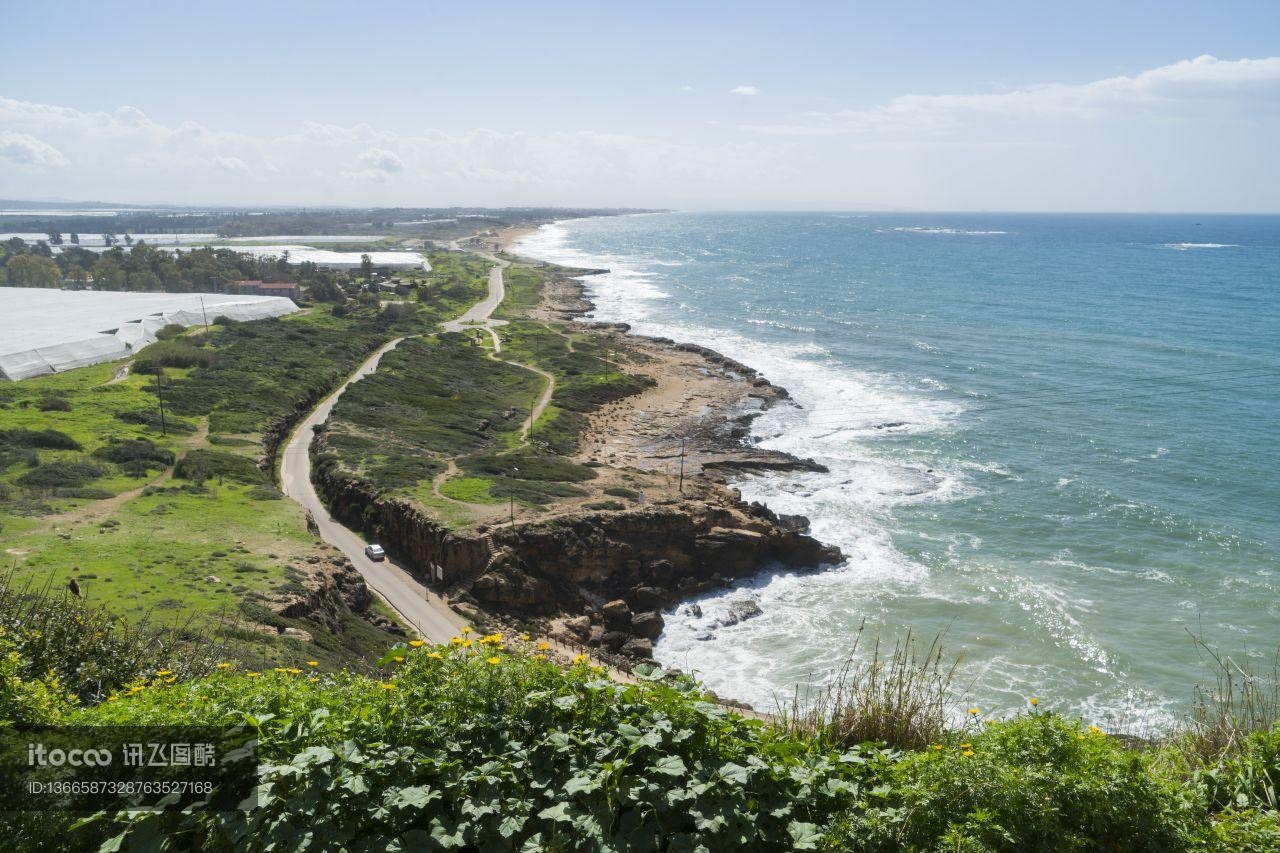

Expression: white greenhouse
xmin=0 ymin=288 xmax=298 ymax=381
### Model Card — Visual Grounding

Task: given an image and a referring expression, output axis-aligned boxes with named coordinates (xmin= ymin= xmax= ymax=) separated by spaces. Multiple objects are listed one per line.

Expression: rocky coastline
xmin=307 ymin=252 xmax=845 ymax=669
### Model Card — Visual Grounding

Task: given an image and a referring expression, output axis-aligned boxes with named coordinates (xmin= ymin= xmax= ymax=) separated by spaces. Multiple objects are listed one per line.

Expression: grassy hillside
xmin=0 ymin=250 xmax=491 ymax=664
xmin=319 ymin=260 xmax=651 ymax=530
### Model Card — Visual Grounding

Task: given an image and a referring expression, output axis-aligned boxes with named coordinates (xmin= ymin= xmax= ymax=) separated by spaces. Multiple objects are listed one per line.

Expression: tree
xmin=102 ymin=233 xmax=117 ymax=247
xmin=123 ymin=234 xmax=134 ymax=247
xmin=47 ymin=231 xmax=63 ymax=245
xmin=361 ymin=253 xmax=373 ymax=283
xmin=90 ymin=255 xmax=126 ymax=290
xmin=69 ymin=233 xmax=80 ymax=245
xmin=4 ymin=254 xmax=61 ymax=288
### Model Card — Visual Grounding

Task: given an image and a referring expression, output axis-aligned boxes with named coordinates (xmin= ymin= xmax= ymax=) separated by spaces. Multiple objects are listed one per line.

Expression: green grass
xmin=437 ymin=475 xmax=500 ymax=504
xmin=319 ymin=260 xmax=653 ymax=521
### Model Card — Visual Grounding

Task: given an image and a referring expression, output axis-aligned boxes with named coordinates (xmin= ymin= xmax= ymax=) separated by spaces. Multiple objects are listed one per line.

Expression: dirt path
xmin=34 ymin=418 xmax=209 ymax=535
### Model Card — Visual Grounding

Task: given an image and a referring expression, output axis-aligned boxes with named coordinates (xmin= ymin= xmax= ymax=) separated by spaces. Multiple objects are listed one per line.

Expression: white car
xmin=364 ymin=544 xmax=386 ymax=561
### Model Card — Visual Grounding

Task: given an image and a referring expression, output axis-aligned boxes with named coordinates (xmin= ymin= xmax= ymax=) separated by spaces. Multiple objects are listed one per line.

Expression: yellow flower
xmin=393 ymin=655 xmax=405 ymax=663
xmin=427 ymin=652 xmax=443 ymax=660
xmin=307 ymin=676 xmax=319 ymax=683
xmin=520 ymin=633 xmax=531 ymax=641
xmin=450 ymin=637 xmax=464 ymax=645
xmin=381 ymin=682 xmax=396 ymax=691
xmin=1088 ymin=725 xmax=1101 ymax=734
xmin=106 ymin=695 xmax=119 ymax=702
xmin=461 ymin=626 xmax=473 ymax=634
xmin=155 ymin=669 xmax=173 ymax=677
xmin=1029 ymin=697 xmax=1039 ymax=707
xmin=1077 ymin=734 xmax=1087 ymax=740
xmin=486 ymin=656 xmax=501 ymax=666
xmin=164 ymin=676 xmax=176 ymax=684
xmin=460 ymin=640 xmax=473 ymax=649
xmin=215 ymin=662 xmax=232 ymax=670
xmin=958 ymin=743 xmax=972 ymax=749
xmin=932 ymin=744 xmax=943 ymax=751
xmin=408 ymin=639 xmax=425 ymax=648
xmin=962 ymin=750 xmax=975 ymax=758
xmin=572 ymin=654 xmax=589 ymax=665
xmin=245 ymin=671 xmax=260 ymax=678
xmin=274 ymin=667 xmax=289 ymax=674
xmin=968 ymin=707 xmax=979 ymax=715
xmin=536 ymin=641 xmax=550 ymax=651
xmin=286 ymin=668 xmax=302 ymax=675
xmin=306 ymin=661 xmax=318 ymax=667
xmin=532 ymin=654 xmax=546 ymax=661
xmin=481 ymin=633 xmax=503 ymax=646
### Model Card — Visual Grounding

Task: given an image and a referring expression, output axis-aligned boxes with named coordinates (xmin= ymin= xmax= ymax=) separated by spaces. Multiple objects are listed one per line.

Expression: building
xmin=232 ymin=280 xmax=298 ymax=300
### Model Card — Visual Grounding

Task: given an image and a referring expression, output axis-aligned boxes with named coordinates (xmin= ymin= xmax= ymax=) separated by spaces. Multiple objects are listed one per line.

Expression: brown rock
xmin=602 ymin=599 xmax=631 ymax=627
xmin=631 ymin=611 xmax=665 ymax=640
xmin=621 ymin=637 xmax=654 ymax=659
xmin=565 ymin=615 xmax=592 ymax=640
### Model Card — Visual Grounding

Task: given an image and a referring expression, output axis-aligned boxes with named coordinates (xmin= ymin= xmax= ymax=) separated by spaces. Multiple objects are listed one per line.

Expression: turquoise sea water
xmin=518 ymin=212 xmax=1279 ymax=726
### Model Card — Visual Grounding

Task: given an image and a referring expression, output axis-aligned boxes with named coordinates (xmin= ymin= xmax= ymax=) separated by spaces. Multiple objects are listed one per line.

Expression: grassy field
xmin=319 ymin=260 xmax=652 ymax=525
xmin=0 ymin=257 xmax=491 ymax=663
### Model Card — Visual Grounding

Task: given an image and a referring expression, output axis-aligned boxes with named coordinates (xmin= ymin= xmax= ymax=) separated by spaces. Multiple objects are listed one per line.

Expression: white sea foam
xmin=517 ymin=222 xmax=976 ymax=708
xmin=514 ymin=220 xmax=1141 ymax=720
xmin=1163 ymin=242 xmax=1240 ymax=250
xmin=892 ymin=226 xmax=1008 ymax=235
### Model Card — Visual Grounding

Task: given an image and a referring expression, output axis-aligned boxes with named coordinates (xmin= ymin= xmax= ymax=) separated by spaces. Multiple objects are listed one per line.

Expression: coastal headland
xmin=307 ymin=227 xmax=842 ymax=670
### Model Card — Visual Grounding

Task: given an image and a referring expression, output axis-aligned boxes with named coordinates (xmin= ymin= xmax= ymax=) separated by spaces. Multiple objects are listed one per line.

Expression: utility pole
xmin=155 ymin=369 xmax=168 ymax=436
xmin=199 ymin=296 xmax=209 ymax=332
xmin=509 ymin=466 xmax=519 ymax=526
xmin=529 ymin=398 xmax=535 ymax=442
xmin=678 ymin=437 xmax=686 ymax=495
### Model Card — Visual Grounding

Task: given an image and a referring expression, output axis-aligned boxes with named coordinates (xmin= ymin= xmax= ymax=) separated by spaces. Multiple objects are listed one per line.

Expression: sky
xmin=2 ymin=1 xmax=1279 ymax=211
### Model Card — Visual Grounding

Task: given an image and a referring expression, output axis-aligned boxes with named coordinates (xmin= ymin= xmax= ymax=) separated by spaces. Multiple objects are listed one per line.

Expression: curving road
xmin=280 ymin=242 xmax=555 ymax=641
xmin=280 ymin=337 xmax=465 ymax=642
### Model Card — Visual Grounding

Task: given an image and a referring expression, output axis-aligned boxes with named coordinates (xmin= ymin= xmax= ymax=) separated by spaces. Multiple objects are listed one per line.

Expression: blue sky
xmin=3 ymin=1 xmax=1278 ymax=210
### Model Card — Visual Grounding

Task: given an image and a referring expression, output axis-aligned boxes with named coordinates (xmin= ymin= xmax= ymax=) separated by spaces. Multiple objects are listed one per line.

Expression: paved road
xmin=279 ymin=338 xmax=464 ymax=643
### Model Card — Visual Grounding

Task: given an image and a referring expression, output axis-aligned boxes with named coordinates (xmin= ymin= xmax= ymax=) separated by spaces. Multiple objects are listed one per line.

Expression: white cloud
xmin=212 ymin=156 xmax=250 ymax=172
xmin=357 ymin=147 xmax=405 ymax=173
xmin=0 ymin=56 xmax=1277 ymax=211
xmin=730 ymin=85 xmax=759 ymax=96
xmin=754 ymin=55 xmax=1280 ymax=135
xmin=0 ymin=131 xmax=69 ymax=168
xmin=679 ymin=85 xmax=695 ymax=92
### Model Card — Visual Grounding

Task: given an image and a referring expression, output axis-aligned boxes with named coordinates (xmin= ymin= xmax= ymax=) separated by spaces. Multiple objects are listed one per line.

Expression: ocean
xmin=517 ymin=212 xmax=1280 ymax=727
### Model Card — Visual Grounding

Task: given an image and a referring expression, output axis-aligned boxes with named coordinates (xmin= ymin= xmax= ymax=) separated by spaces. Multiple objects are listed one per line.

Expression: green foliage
xmin=174 ymin=449 xmax=266 ymax=484
xmin=62 ymin=645 xmax=877 ymax=850
xmin=1200 ymin=726 xmax=1280 ymax=812
xmin=0 ymin=428 xmax=82 ymax=452
xmin=0 ymin=639 xmax=73 ymax=726
xmin=0 ymin=576 xmax=223 ymax=705
xmin=828 ymin=711 xmax=1202 ymax=852
xmin=14 ymin=458 xmax=107 ymax=489
xmin=132 ymin=339 xmax=218 ymax=373
xmin=91 ymin=438 xmax=175 ymax=474
xmin=35 ymin=395 xmax=72 ymax=412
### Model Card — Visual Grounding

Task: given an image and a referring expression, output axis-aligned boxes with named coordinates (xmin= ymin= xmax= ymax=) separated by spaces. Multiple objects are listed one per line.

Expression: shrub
xmin=133 ymin=339 xmax=217 ymax=373
xmin=173 ymin=449 xmax=265 ymax=485
xmin=65 ymin=646 xmax=875 ymax=850
xmin=14 ymin=459 xmax=107 ymax=489
xmin=114 ymin=408 xmax=197 ymax=434
xmin=35 ymin=395 xmax=72 ymax=412
xmin=91 ymin=438 xmax=175 ymax=473
xmin=0 ymin=428 xmax=82 ymax=451
xmin=1201 ymin=726 xmax=1280 ymax=811
xmin=829 ymin=711 xmax=1202 ymax=851
xmin=154 ymin=323 xmax=186 ymax=341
